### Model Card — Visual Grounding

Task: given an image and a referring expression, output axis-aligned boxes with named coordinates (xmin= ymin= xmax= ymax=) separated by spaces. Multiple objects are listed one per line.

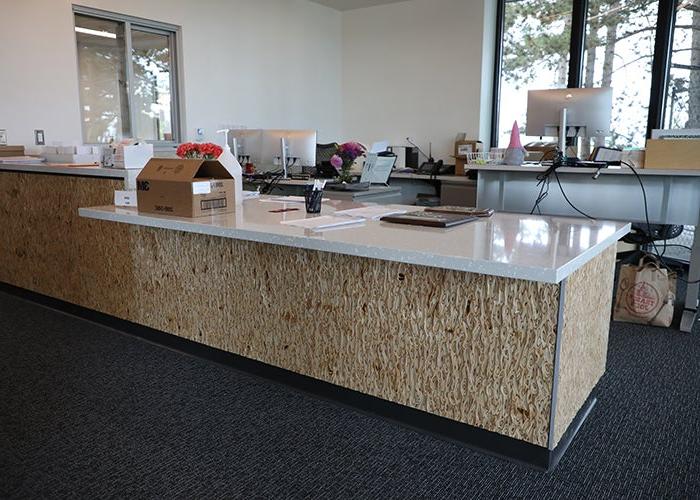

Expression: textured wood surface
xmin=552 ymin=246 xmax=616 ymax=447
xmin=0 ymin=172 xmax=131 ymax=308
xmin=106 ymin=226 xmax=559 ymax=446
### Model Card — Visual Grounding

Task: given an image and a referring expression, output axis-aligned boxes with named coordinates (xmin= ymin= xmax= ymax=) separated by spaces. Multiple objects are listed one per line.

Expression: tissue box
xmin=113 ymin=143 xmax=153 ymax=169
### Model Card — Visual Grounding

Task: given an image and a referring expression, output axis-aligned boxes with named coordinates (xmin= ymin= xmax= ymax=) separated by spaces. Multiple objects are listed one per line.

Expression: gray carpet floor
xmin=0 ymin=290 xmax=698 ymax=499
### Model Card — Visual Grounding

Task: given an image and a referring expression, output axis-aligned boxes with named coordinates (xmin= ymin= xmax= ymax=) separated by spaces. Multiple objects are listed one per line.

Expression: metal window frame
xmin=491 ymin=0 xmax=680 ymax=147
xmin=72 ymin=4 xmax=182 ymax=145
xmin=647 ymin=0 xmax=679 ymax=136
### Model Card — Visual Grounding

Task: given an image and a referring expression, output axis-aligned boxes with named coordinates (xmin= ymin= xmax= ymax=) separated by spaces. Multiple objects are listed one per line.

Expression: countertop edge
xmin=0 ymin=163 xmax=131 ymax=179
xmin=470 ymin=164 xmax=700 ymax=177
xmin=78 ymin=207 xmax=628 ymax=284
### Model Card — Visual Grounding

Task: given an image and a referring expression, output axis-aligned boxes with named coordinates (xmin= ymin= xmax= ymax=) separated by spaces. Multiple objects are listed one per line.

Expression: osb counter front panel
xmin=108 ymin=225 xmax=561 ymax=447
xmin=0 ymin=173 xmax=614 ymax=448
xmin=552 ymin=245 xmax=617 ymax=447
xmin=0 ymin=172 xmax=132 ymax=310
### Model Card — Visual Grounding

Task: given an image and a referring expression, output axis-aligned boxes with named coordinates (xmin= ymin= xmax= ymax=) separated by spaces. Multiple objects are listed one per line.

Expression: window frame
xmin=73 ymin=5 xmax=182 ymax=145
xmin=490 ymin=0 xmax=680 ymax=148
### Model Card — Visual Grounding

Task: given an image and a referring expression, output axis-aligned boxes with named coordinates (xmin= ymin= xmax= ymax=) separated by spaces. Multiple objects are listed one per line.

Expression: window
xmin=665 ymin=0 xmax=700 ymax=130
xmin=492 ymin=0 xmax=689 ymax=149
xmin=497 ymin=0 xmax=574 ymax=148
xmin=74 ymin=7 xmax=180 ymax=144
xmin=583 ymin=1 xmax=659 ymax=148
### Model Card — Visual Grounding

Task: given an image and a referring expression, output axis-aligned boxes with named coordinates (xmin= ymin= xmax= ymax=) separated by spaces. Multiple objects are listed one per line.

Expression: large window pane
xmin=75 ymin=14 xmax=130 ymax=143
xmin=131 ymin=29 xmax=173 ymax=142
xmin=498 ymin=0 xmax=573 ymax=147
xmin=583 ymin=0 xmax=659 ymax=148
xmin=665 ymin=0 xmax=700 ymax=130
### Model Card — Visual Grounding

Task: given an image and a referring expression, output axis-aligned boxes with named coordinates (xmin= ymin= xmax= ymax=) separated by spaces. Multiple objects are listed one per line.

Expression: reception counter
xmin=0 ymin=164 xmax=629 ymax=469
xmin=77 ymin=198 xmax=628 ymax=470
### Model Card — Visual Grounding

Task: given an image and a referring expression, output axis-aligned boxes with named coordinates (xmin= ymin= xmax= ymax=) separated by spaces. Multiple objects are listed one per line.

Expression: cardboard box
xmin=645 ymin=139 xmax=700 ymax=170
xmin=0 ymin=145 xmax=24 ymax=157
xmin=454 ymin=140 xmax=482 ymax=158
xmin=453 ymin=140 xmax=483 ymax=175
xmin=136 ymin=158 xmax=236 ymax=218
xmin=455 ymin=157 xmax=468 ymax=176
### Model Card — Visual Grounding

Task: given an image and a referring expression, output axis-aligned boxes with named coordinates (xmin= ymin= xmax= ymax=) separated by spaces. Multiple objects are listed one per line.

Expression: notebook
xmin=380 ymin=211 xmax=478 ymax=228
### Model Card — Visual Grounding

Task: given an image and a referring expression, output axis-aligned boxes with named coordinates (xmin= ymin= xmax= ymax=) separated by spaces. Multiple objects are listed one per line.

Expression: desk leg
xmin=681 ymin=226 xmax=700 ymax=333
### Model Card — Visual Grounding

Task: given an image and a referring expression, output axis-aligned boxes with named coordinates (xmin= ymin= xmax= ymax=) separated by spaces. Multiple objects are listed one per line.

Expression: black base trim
xmin=0 ymin=282 xmax=595 ymax=471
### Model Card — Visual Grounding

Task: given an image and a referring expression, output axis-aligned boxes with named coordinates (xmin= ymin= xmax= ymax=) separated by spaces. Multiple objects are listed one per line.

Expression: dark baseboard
xmin=0 ymin=282 xmax=595 ymax=471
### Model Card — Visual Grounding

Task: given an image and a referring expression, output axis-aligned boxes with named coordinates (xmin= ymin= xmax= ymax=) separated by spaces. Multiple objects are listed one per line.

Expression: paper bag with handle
xmin=614 ymin=257 xmax=677 ymax=327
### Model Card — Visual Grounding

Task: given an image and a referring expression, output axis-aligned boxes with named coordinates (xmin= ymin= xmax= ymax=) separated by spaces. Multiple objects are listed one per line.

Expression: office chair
xmin=311 ymin=142 xmax=340 ymax=177
xmin=316 ymin=143 xmax=339 ymax=165
xmin=619 ymin=223 xmax=685 ymax=265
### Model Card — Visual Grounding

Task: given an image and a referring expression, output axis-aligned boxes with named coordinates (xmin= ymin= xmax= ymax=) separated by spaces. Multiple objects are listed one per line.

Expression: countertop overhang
xmin=0 ymin=163 xmax=133 ymax=179
xmin=79 ymin=198 xmax=630 ymax=283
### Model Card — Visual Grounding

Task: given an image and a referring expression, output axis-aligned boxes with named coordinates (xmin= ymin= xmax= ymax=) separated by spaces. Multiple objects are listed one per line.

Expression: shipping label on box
xmin=136 ymin=159 xmax=236 ymax=218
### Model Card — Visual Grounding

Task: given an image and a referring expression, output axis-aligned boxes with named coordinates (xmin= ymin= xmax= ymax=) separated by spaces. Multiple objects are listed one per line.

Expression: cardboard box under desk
xmin=645 ymin=139 xmax=700 ymax=170
xmin=136 ymin=158 xmax=236 ymax=218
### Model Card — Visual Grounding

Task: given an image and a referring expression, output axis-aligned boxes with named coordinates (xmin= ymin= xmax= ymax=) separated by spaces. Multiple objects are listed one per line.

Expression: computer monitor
xmin=230 ymin=129 xmax=263 ymax=165
xmin=260 ymin=129 xmax=317 ymax=175
xmin=526 ymin=88 xmax=613 ymax=156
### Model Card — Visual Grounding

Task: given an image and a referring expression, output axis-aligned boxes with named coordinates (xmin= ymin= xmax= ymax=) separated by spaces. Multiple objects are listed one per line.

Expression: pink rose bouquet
xmin=332 ymin=141 xmax=366 ymax=183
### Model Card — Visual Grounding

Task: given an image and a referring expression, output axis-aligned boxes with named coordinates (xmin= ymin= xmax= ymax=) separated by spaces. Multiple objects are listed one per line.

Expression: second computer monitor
xmin=526 ymin=88 xmax=613 ymax=139
xmin=230 ymin=129 xmax=263 ymax=165
xmin=260 ymin=129 xmax=317 ymax=172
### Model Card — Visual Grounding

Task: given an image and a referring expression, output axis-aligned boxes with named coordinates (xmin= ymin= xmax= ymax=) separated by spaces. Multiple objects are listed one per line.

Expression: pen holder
xmin=304 ymin=186 xmax=323 ymax=214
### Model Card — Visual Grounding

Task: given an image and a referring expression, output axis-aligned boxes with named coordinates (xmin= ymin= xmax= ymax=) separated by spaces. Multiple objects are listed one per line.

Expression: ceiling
xmin=309 ymin=0 xmax=409 ymax=11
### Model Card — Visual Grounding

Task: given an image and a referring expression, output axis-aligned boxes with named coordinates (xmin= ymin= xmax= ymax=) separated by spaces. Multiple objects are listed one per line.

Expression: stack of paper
xmin=266 ymin=195 xmax=330 ymax=203
xmin=333 ymin=206 xmax=407 ymax=220
xmin=280 ymin=215 xmax=365 ymax=232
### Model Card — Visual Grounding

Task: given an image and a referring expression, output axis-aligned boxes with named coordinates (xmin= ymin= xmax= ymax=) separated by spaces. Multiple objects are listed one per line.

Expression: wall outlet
xmin=196 ymin=128 xmax=205 ymax=141
xmin=34 ymin=129 xmax=45 ymax=146
xmin=0 ymin=129 xmax=7 ymax=146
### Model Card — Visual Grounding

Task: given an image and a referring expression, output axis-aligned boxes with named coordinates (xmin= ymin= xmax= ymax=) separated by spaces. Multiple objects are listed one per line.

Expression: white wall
xmin=341 ymin=0 xmax=496 ymax=161
xmin=0 ymin=0 xmax=343 ymax=146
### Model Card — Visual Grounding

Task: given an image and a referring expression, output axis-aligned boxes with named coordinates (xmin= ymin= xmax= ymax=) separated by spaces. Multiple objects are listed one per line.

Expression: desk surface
xmin=79 ymin=198 xmax=629 ymax=283
xmin=390 ymin=172 xmax=476 ymax=184
xmin=470 ymin=164 xmax=700 ymax=177
xmin=0 ymin=162 xmax=133 ymax=179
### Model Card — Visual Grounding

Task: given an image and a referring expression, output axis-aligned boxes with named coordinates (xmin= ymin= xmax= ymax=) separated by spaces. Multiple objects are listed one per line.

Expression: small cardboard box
xmin=454 ymin=140 xmax=482 ymax=158
xmin=645 ymin=139 xmax=700 ymax=170
xmin=136 ymin=158 xmax=236 ymax=218
xmin=454 ymin=140 xmax=482 ymax=176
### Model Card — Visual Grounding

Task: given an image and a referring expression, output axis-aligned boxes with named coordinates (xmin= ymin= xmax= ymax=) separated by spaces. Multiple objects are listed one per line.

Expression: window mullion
xmin=567 ymin=0 xmax=589 ymax=88
xmin=169 ymin=33 xmax=181 ymax=143
xmin=124 ymin=21 xmax=137 ymax=139
xmin=490 ymin=0 xmax=506 ymax=149
xmin=647 ymin=0 xmax=678 ymax=137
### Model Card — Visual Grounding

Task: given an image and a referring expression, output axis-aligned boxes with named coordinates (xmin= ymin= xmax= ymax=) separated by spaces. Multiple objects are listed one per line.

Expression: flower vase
xmin=338 ymin=163 xmax=354 ymax=183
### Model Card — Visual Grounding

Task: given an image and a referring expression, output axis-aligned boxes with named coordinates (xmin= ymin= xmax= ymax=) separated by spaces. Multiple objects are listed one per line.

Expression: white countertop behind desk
xmin=0 ymin=163 xmax=140 ymax=188
xmin=0 ymin=162 xmax=133 ymax=179
xmin=469 ymin=163 xmax=700 ymax=177
xmin=79 ymin=198 xmax=629 ymax=284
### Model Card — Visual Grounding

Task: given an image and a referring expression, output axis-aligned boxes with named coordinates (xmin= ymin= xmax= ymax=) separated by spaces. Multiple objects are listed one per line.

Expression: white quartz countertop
xmin=470 ymin=163 xmax=700 ymax=177
xmin=0 ymin=162 xmax=134 ymax=179
xmin=79 ymin=198 xmax=630 ymax=283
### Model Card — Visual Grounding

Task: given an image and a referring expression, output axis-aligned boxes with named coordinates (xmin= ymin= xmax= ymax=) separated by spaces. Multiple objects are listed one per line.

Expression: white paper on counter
xmin=333 ymin=206 xmax=407 ymax=220
xmin=280 ymin=215 xmax=365 ymax=231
